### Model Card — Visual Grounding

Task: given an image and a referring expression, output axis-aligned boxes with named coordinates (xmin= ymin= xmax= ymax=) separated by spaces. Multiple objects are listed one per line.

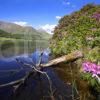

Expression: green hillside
xmin=50 ymin=4 xmax=100 ymax=64
xmin=50 ymin=4 xmax=100 ymax=99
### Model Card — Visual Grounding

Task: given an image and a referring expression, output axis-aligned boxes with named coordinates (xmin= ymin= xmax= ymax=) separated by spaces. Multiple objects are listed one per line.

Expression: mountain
xmin=0 ymin=21 xmax=51 ymax=56
xmin=0 ymin=21 xmax=51 ymax=39
xmin=37 ymin=28 xmax=52 ymax=39
xmin=37 ymin=28 xmax=47 ymax=33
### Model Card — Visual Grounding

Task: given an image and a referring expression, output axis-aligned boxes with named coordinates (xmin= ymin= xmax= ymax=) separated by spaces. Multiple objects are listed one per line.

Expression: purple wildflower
xmin=82 ymin=62 xmax=100 ymax=80
xmin=92 ymin=13 xmax=100 ymax=21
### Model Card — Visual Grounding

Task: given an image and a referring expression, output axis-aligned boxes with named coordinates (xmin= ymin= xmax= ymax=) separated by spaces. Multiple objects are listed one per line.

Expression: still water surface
xmin=0 ymin=49 xmax=75 ymax=100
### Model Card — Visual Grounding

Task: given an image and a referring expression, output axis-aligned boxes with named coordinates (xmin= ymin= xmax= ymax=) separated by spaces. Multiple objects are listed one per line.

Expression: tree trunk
xmin=41 ymin=50 xmax=83 ymax=67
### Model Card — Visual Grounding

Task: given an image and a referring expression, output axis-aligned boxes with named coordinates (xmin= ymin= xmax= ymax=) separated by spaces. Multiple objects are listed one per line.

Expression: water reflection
xmin=0 ymin=49 xmax=77 ymax=100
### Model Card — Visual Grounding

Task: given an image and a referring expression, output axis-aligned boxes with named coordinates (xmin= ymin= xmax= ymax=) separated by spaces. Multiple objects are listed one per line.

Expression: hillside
xmin=50 ymin=4 xmax=100 ymax=63
xmin=50 ymin=4 xmax=100 ymax=99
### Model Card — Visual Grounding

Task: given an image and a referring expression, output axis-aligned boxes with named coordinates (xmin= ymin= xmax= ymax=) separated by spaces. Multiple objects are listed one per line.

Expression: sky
xmin=0 ymin=0 xmax=100 ymax=34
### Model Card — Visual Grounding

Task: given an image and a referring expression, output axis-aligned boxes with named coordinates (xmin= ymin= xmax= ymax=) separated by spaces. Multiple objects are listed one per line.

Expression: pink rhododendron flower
xmin=82 ymin=61 xmax=100 ymax=80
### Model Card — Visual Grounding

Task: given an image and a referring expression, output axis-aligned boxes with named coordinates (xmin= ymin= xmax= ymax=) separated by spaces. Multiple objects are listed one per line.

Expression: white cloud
xmin=66 ymin=2 xmax=70 ymax=5
xmin=39 ymin=24 xmax=56 ymax=34
xmin=13 ymin=21 xmax=29 ymax=26
xmin=56 ymin=16 xmax=61 ymax=20
xmin=62 ymin=1 xmax=76 ymax=8
xmin=62 ymin=1 xmax=71 ymax=5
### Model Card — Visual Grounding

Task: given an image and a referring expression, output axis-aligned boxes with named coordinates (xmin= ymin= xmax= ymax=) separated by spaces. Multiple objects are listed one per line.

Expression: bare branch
xmin=41 ymin=50 xmax=83 ymax=67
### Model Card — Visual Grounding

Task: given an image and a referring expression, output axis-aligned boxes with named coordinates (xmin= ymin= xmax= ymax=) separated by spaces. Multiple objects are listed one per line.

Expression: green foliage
xmin=84 ymin=47 xmax=100 ymax=64
xmin=81 ymin=72 xmax=100 ymax=92
xmin=0 ymin=29 xmax=25 ymax=39
xmin=51 ymin=4 xmax=100 ymax=64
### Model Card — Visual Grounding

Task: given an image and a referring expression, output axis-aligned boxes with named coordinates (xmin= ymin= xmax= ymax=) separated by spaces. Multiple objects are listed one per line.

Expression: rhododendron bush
xmin=82 ymin=61 xmax=100 ymax=92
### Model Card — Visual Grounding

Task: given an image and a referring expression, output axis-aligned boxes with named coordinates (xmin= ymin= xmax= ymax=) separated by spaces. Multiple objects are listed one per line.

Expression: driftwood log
xmin=41 ymin=50 xmax=83 ymax=67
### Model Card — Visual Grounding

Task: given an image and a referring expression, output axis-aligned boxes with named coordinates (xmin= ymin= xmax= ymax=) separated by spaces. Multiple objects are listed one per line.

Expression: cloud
xmin=62 ymin=1 xmax=71 ymax=5
xmin=56 ymin=16 xmax=61 ymax=20
xmin=39 ymin=24 xmax=56 ymax=34
xmin=13 ymin=21 xmax=29 ymax=26
xmin=62 ymin=1 xmax=76 ymax=8
xmin=66 ymin=2 xmax=70 ymax=5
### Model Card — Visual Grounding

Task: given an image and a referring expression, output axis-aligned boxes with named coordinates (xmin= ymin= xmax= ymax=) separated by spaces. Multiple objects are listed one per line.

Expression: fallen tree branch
xmin=40 ymin=50 xmax=83 ymax=67
xmin=0 ymin=76 xmax=25 ymax=88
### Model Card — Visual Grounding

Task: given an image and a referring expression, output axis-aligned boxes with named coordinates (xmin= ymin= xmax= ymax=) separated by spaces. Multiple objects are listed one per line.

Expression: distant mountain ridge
xmin=0 ymin=21 xmax=51 ymax=55
xmin=0 ymin=21 xmax=51 ymax=39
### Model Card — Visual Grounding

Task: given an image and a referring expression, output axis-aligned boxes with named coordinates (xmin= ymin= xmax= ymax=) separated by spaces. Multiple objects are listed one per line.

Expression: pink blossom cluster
xmin=82 ymin=62 xmax=100 ymax=80
xmin=92 ymin=13 xmax=100 ymax=20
